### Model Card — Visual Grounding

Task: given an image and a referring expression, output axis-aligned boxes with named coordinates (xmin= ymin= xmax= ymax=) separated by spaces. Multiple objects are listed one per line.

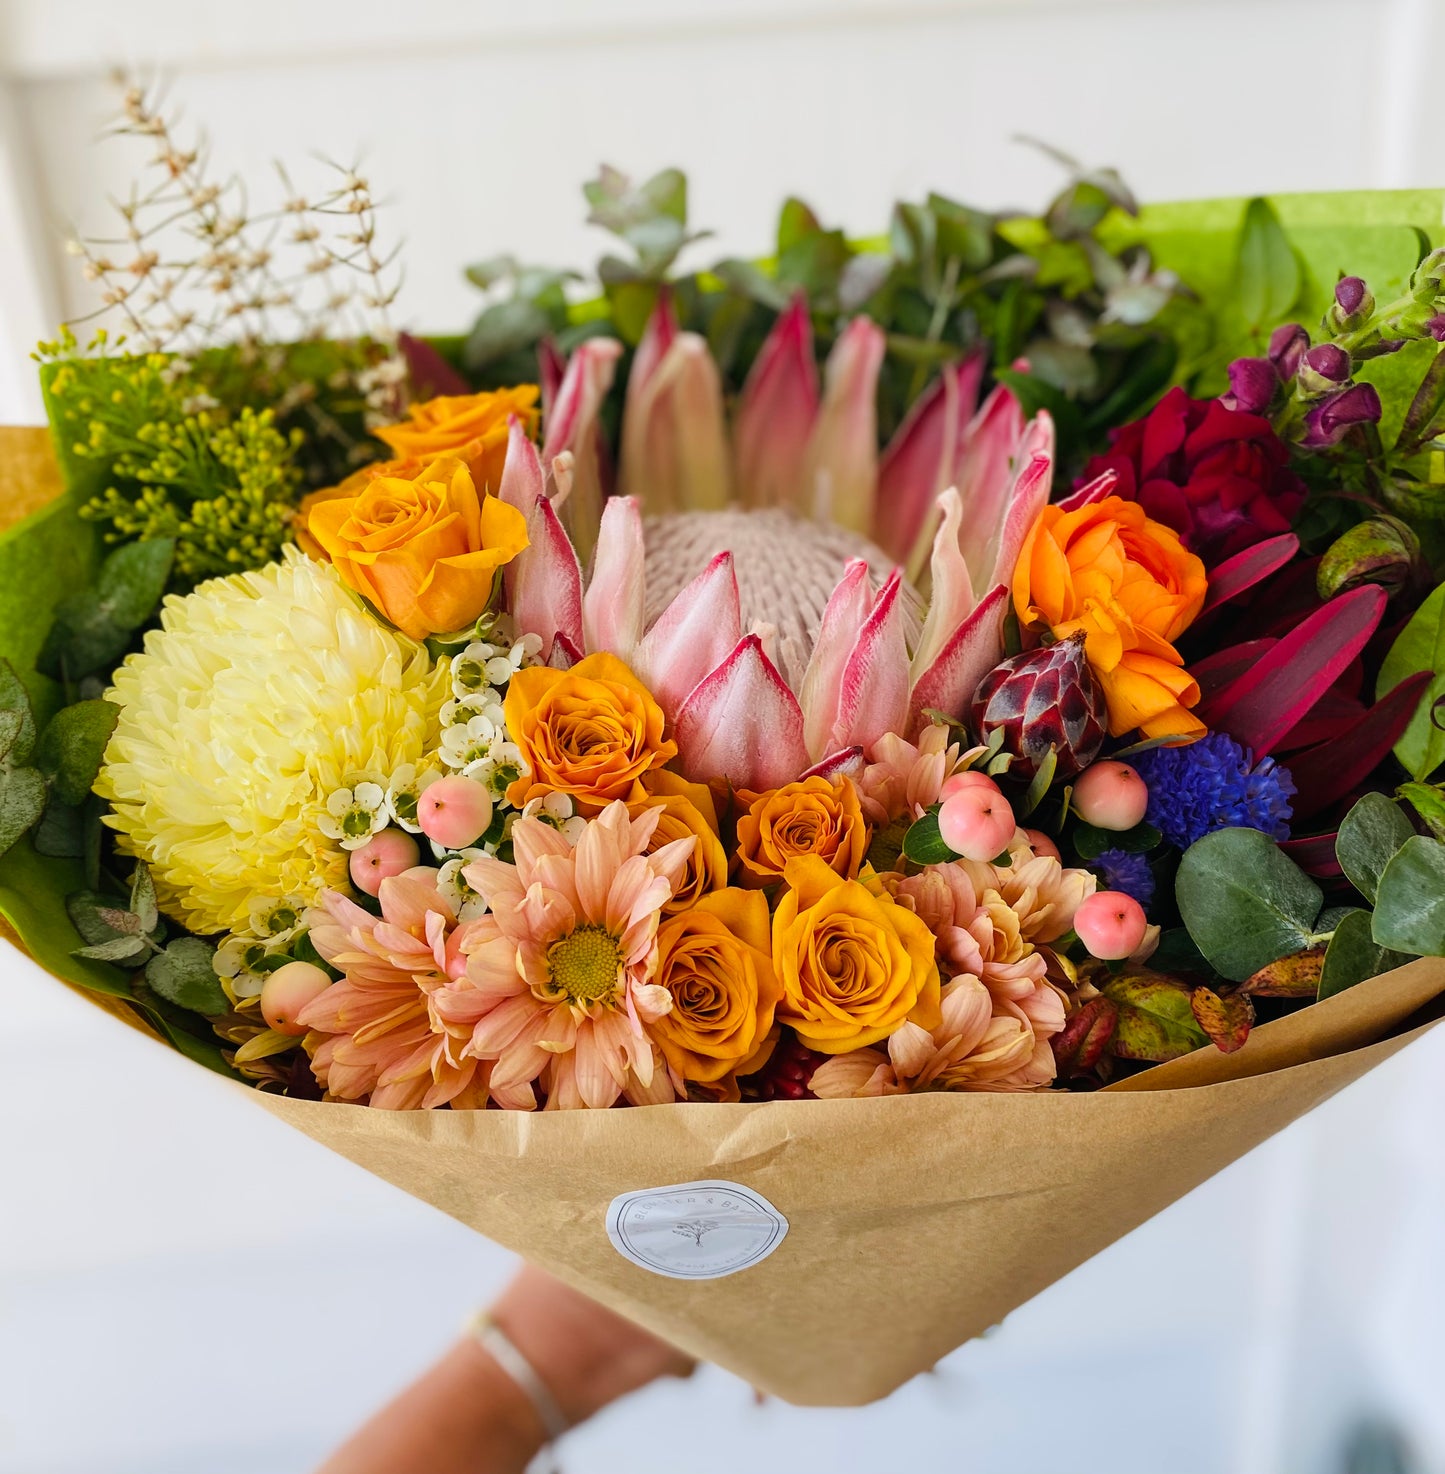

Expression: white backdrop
xmin=1 ymin=2 xmax=1443 ymax=1471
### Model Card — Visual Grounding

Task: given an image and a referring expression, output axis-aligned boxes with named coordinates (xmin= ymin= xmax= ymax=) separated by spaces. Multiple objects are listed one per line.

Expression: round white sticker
xmin=605 ymin=1180 xmax=788 ymax=1280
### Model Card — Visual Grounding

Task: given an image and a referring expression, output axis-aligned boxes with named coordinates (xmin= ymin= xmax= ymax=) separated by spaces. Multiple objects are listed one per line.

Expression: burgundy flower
xmin=1076 ymin=386 xmax=1306 ymax=565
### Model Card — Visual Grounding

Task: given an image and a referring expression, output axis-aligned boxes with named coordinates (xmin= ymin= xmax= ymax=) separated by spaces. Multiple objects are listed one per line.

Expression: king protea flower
xmin=502 ymin=306 xmax=1057 ymax=791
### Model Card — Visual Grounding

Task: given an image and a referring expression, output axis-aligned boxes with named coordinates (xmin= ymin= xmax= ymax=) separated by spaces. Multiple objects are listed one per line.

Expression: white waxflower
xmin=247 ymin=895 xmax=306 ymax=945
xmin=318 ymin=780 xmax=389 ymax=851
xmin=385 ymin=762 xmax=440 ymax=833
xmin=214 ymin=935 xmax=274 ymax=1001
xmin=439 ymin=710 xmax=505 ymax=771
xmin=436 ymin=849 xmax=489 ymax=921
xmin=522 ymin=792 xmax=587 ymax=845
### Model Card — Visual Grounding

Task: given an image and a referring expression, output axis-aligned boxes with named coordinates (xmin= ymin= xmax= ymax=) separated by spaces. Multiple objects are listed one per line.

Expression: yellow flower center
xmin=546 ymin=925 xmax=624 ymax=1004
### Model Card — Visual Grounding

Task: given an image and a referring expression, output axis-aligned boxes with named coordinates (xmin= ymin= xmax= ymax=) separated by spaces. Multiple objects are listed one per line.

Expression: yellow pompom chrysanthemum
xmin=97 ymin=548 xmax=451 ymax=935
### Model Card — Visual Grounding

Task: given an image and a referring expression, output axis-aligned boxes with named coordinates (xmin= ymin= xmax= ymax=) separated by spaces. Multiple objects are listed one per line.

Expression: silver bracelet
xmin=466 ymin=1311 xmax=571 ymax=1445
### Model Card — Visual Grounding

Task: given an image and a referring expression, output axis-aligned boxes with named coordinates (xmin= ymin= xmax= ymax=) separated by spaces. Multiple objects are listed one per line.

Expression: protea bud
xmin=968 ymin=632 xmax=1108 ymax=779
xmin=1316 ymin=515 xmax=1420 ymax=599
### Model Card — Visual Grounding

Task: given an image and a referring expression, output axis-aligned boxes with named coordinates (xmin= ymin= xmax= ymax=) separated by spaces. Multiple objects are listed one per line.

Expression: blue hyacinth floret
xmin=1088 ymin=848 xmax=1156 ymax=908
xmin=1132 ymin=732 xmax=1295 ymax=850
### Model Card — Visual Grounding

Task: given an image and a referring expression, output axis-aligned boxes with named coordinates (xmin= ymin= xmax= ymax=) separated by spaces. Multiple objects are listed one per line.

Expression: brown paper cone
xmin=252 ymin=958 xmax=1444 ymax=1405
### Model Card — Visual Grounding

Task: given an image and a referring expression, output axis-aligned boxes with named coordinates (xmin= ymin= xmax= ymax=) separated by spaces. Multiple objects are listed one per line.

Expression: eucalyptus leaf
xmin=1175 ymin=827 xmax=1323 ymax=982
xmin=36 ymin=538 xmax=174 ymax=683
xmin=66 ymin=889 xmax=136 ymax=946
xmin=1335 ymin=791 xmax=1415 ymax=904
xmin=0 ymin=659 xmax=37 ymax=762
xmin=0 ymin=765 xmax=46 ymax=855
xmin=73 ymin=933 xmax=148 ymax=963
xmin=32 ymin=798 xmax=85 ymax=858
xmin=1372 ymin=835 xmax=1445 ymax=955
xmin=1235 ymin=197 xmax=1301 ymax=329
xmin=462 ymin=298 xmax=552 ymax=374
xmin=1377 ymin=581 xmax=1445 ymax=780
xmin=129 ymin=863 xmax=159 ymax=935
xmin=1319 ymin=908 xmax=1412 ymax=1000
xmin=145 ymin=937 xmax=228 ymax=1016
xmin=33 ymin=698 xmax=119 ymax=806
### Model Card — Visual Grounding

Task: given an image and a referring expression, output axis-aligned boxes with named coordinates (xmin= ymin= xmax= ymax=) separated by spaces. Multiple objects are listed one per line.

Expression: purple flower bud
xmin=1334 ymin=276 xmax=1369 ymax=315
xmin=1302 ymin=343 xmax=1351 ymax=383
xmin=1267 ymin=323 xmax=1309 ymax=381
xmin=1301 ymin=383 xmax=1383 ymax=448
xmin=1426 ymin=314 xmax=1445 ymax=342
xmin=1222 ymin=356 xmax=1278 ymax=415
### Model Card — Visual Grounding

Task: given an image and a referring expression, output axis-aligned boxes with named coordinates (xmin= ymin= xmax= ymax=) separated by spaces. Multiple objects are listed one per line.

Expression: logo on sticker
xmin=605 ymin=1180 xmax=788 ymax=1280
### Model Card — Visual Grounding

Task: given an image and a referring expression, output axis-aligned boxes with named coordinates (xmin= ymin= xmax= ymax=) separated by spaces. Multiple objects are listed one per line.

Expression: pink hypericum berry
xmin=939 ymin=769 xmax=1000 ymax=801
xmin=1023 ymin=828 xmax=1061 ymax=861
xmin=1072 ymin=760 xmax=1149 ymax=831
xmin=417 ymin=775 xmax=495 ymax=850
xmin=1074 ymin=890 xmax=1148 ymax=960
xmin=260 ymin=960 xmax=332 ymax=1035
xmin=349 ymin=829 xmax=422 ymax=897
xmin=938 ymin=785 xmax=1016 ymax=861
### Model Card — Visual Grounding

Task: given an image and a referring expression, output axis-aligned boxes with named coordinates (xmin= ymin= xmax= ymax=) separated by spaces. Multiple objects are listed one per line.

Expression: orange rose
xmin=648 ymin=889 xmax=782 ymax=1085
xmin=304 ymin=456 xmax=528 ymax=640
xmin=1012 ymin=495 xmax=1208 ymax=740
xmin=734 ymin=775 xmax=869 ymax=888
xmin=294 ymin=457 xmax=424 ymax=560
xmin=504 ymin=652 xmax=677 ymax=813
xmin=772 ymin=856 xmax=941 ymax=1053
xmin=375 ymin=386 xmax=539 ymax=494
xmin=629 ymin=770 xmax=728 ymax=916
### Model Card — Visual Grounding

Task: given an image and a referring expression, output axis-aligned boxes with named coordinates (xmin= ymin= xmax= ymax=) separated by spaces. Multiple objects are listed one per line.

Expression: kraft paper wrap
xmin=3 ymin=426 xmax=1443 ymax=1405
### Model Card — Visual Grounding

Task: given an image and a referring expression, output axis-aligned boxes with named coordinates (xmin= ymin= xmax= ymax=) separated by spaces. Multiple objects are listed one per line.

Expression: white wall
xmin=1 ymin=3 xmax=1443 ymax=1471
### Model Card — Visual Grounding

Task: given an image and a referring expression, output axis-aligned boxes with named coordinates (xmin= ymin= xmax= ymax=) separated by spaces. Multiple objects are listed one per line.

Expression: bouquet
xmin=3 ymin=90 xmax=1443 ymax=1402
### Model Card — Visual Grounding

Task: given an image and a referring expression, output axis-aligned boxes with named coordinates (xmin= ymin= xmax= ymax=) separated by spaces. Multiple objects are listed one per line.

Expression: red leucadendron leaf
xmin=1280 ymin=831 xmax=1345 ymax=879
xmin=1197 ymin=585 xmax=1388 ymax=756
xmin=1190 ymin=639 xmax=1278 ymax=700
xmin=1201 ymin=533 xmax=1300 ymax=616
xmin=1284 ymin=670 xmax=1435 ymax=820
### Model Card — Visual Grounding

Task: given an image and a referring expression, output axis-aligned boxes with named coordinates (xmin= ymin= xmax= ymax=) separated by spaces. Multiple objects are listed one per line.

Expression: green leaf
xmin=1354 ymin=337 xmax=1440 ymax=453
xmin=902 ymin=809 xmax=954 ymax=866
xmin=1378 ymin=581 xmax=1445 ymax=780
xmin=1372 ymin=834 xmax=1445 ymax=955
xmin=711 ymin=258 xmax=791 ymax=312
xmin=1398 ymin=781 xmax=1445 ymax=840
xmin=462 ymin=298 xmax=552 ymax=374
xmin=32 ymin=797 xmax=85 ymax=858
xmin=1396 ymin=343 xmax=1445 ymax=453
xmin=0 ymin=765 xmax=46 ymax=854
xmin=1319 ymin=908 xmax=1412 ymax=999
xmin=145 ymin=937 xmax=227 ymax=1016
xmin=777 ymin=197 xmax=822 ymax=256
xmin=1176 ymin=827 xmax=1323 ymax=982
xmin=604 ymin=279 xmax=661 ymax=347
xmin=1101 ymin=973 xmax=1209 ymax=1061
xmin=1235 ymin=197 xmax=1302 ymax=329
xmin=1335 ymin=791 xmax=1415 ymax=904
xmin=0 ymin=658 xmax=37 ymax=762
xmin=129 ymin=863 xmax=158 ymax=934
xmin=33 ymin=699 xmax=118 ymax=806
xmin=1019 ymin=747 xmax=1058 ymax=819
xmin=1073 ymin=820 xmax=1162 ymax=862
xmin=37 ymin=538 xmax=174 ymax=681
xmin=73 ymin=933 xmax=148 ymax=963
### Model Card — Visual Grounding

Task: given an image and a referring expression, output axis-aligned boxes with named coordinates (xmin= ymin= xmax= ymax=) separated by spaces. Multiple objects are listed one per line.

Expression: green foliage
xmin=0 ymin=659 xmax=46 ymax=856
xmin=1099 ymin=973 xmax=1209 ymax=1061
xmin=1319 ymin=909 xmax=1410 ymax=1000
xmin=145 ymin=935 xmax=227 ymax=1015
xmin=1335 ymin=791 xmax=1415 ymax=904
xmin=1378 ymin=581 xmax=1445 ymax=780
xmin=1372 ymin=835 xmax=1445 ymax=955
xmin=33 ymin=700 xmax=118 ymax=807
xmin=1235 ymin=197 xmax=1302 ymax=330
xmin=37 ymin=537 xmax=173 ymax=682
xmin=1175 ymin=827 xmax=1323 ymax=982
xmin=902 ymin=806 xmax=953 ymax=866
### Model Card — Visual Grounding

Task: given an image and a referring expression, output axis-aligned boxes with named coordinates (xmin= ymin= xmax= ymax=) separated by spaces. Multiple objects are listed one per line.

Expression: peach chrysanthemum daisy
xmin=434 ymin=801 xmax=694 ymax=1110
xmin=811 ymin=860 xmax=1070 ymax=1098
xmin=97 ymin=550 xmax=449 ymax=935
xmin=299 ymin=869 xmax=513 ymax=1110
xmin=950 ymin=829 xmax=1097 ymax=944
xmin=856 ymin=722 xmax=967 ymax=825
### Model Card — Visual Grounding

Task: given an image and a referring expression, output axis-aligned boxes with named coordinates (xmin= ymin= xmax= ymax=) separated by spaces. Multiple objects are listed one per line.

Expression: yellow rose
xmin=504 ymin=652 xmax=677 ymax=813
xmin=304 ymin=456 xmax=528 ymax=640
xmin=375 ymin=386 xmax=539 ymax=494
xmin=293 ymin=458 xmax=424 ymax=562
xmin=734 ymin=775 xmax=869 ymax=888
xmin=629 ymin=769 xmax=728 ymax=916
xmin=772 ymin=855 xmax=941 ymax=1053
xmin=648 ymin=889 xmax=782 ymax=1085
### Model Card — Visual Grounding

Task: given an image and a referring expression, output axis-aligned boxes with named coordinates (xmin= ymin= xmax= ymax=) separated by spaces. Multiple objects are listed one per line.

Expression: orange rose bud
xmin=734 ymin=775 xmax=870 ymax=888
xmin=1011 ymin=495 xmax=1208 ymax=740
xmin=504 ymin=652 xmax=677 ymax=814
xmin=648 ymin=889 xmax=783 ymax=1085
xmin=772 ymin=856 xmax=941 ymax=1053
xmin=629 ymin=769 xmax=729 ymax=916
xmin=304 ymin=456 xmax=529 ymax=640
xmin=374 ymin=385 xmax=540 ymax=495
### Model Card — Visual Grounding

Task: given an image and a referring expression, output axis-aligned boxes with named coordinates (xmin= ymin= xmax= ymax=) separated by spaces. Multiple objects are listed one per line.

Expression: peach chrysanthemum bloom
xmin=435 ymin=801 xmax=694 ymax=1110
xmin=949 ymin=829 xmax=1097 ymax=944
xmin=856 ymin=722 xmax=969 ymax=825
xmin=299 ymin=869 xmax=506 ymax=1110
xmin=811 ymin=860 xmax=1068 ymax=1097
